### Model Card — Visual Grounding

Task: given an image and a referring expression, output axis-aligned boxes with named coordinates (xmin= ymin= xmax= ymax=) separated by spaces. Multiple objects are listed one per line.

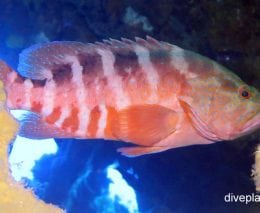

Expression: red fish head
xmin=230 ymin=85 xmax=260 ymax=139
xmin=180 ymin=63 xmax=260 ymax=142
xmin=205 ymin=80 xmax=259 ymax=141
xmin=208 ymin=78 xmax=260 ymax=140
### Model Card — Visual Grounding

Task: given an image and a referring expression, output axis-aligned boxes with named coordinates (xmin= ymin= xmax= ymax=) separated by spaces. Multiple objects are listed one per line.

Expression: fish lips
xmin=238 ymin=113 xmax=260 ymax=137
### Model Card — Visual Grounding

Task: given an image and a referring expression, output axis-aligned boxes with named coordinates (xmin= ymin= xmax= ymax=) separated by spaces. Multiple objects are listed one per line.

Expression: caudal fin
xmin=0 ymin=60 xmax=13 ymax=85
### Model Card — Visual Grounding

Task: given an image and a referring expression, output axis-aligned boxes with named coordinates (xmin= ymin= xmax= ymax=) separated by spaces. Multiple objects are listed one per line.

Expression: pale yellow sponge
xmin=253 ymin=144 xmax=260 ymax=192
xmin=0 ymin=81 xmax=63 ymax=213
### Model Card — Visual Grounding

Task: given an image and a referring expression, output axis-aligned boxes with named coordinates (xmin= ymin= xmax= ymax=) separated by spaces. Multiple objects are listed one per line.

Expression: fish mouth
xmin=240 ymin=113 xmax=260 ymax=135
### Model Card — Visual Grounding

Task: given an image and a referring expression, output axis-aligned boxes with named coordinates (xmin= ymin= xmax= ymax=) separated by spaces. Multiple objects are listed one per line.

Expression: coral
xmin=0 ymin=78 xmax=62 ymax=212
xmin=123 ymin=6 xmax=154 ymax=32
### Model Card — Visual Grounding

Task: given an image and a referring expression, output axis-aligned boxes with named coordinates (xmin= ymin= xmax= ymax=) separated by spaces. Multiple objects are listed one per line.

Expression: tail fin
xmin=0 ymin=60 xmax=13 ymax=85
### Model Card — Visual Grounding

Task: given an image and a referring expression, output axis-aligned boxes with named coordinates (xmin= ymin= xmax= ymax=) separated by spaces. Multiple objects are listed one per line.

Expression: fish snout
xmin=242 ymin=112 xmax=260 ymax=135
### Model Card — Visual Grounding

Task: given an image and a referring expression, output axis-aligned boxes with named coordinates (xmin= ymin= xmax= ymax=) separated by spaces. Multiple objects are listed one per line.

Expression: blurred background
xmin=0 ymin=0 xmax=259 ymax=212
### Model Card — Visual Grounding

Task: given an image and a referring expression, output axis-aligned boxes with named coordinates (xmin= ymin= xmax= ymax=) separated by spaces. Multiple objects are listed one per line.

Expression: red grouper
xmin=0 ymin=37 xmax=259 ymax=157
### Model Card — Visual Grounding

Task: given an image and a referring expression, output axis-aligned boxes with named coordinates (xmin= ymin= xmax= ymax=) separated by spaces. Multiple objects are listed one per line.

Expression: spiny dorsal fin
xmin=18 ymin=41 xmax=90 ymax=79
xmin=18 ymin=36 xmax=176 ymax=80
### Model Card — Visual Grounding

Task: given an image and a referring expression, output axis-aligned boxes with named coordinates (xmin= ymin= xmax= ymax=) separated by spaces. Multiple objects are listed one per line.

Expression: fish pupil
xmin=241 ymin=90 xmax=249 ymax=98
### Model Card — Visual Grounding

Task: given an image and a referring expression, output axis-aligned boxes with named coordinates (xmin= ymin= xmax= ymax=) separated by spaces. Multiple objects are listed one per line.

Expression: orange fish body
xmin=1 ymin=37 xmax=259 ymax=157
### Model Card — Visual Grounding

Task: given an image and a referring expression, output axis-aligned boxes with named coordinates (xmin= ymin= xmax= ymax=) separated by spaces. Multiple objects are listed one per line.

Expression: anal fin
xmin=117 ymin=146 xmax=171 ymax=157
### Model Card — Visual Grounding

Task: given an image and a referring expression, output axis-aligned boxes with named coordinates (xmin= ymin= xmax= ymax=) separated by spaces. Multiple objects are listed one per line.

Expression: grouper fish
xmin=0 ymin=37 xmax=259 ymax=157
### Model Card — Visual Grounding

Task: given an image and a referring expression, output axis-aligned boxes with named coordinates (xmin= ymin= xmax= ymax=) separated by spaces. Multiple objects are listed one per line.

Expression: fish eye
xmin=239 ymin=85 xmax=251 ymax=99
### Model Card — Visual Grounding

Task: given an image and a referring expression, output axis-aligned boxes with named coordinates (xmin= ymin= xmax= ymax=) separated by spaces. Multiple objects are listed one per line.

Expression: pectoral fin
xmin=112 ymin=104 xmax=179 ymax=146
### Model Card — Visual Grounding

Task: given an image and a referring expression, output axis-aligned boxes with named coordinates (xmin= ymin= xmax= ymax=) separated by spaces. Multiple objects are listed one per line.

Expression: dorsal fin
xmin=121 ymin=37 xmax=135 ymax=45
xmin=146 ymin=35 xmax=162 ymax=46
xmin=18 ymin=37 xmax=176 ymax=80
xmin=18 ymin=41 xmax=89 ymax=79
